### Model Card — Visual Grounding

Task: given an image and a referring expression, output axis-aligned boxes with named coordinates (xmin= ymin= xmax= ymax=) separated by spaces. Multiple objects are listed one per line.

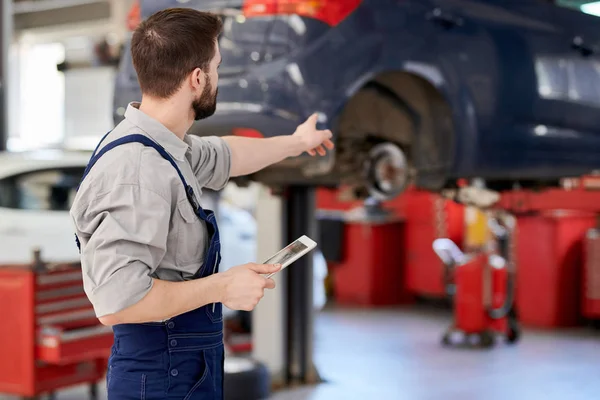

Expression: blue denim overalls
xmin=77 ymin=133 xmax=224 ymax=399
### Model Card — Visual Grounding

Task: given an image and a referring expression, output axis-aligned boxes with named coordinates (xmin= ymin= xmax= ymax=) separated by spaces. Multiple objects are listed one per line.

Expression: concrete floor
xmin=3 ymin=307 xmax=599 ymax=400
xmin=273 ymin=307 xmax=600 ymax=400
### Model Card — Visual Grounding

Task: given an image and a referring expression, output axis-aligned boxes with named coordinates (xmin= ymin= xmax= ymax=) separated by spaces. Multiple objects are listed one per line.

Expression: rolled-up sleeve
xmin=189 ymin=136 xmax=232 ymax=190
xmin=73 ymin=184 xmax=170 ymax=318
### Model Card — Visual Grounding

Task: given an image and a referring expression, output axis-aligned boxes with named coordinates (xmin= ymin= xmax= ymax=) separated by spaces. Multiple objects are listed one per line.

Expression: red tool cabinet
xmin=516 ymin=211 xmax=596 ymax=328
xmin=0 ymin=253 xmax=113 ymax=398
xmin=331 ymin=218 xmax=413 ymax=306
xmin=583 ymin=229 xmax=600 ymax=320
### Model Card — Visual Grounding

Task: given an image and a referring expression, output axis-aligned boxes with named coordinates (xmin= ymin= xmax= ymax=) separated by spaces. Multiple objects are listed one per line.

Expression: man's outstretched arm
xmin=223 ymin=113 xmax=335 ymax=177
xmin=188 ymin=114 xmax=334 ymax=189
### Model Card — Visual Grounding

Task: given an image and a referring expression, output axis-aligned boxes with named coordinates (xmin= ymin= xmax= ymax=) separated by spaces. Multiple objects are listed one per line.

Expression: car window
xmin=0 ymin=168 xmax=85 ymax=211
xmin=0 ymin=178 xmax=18 ymax=208
xmin=554 ymin=0 xmax=600 ymax=17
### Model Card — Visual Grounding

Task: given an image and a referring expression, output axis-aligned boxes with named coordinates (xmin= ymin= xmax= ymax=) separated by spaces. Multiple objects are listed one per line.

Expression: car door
xmin=0 ymin=167 xmax=84 ymax=264
xmin=429 ymin=0 xmax=580 ymax=174
xmin=548 ymin=1 xmax=600 ymax=139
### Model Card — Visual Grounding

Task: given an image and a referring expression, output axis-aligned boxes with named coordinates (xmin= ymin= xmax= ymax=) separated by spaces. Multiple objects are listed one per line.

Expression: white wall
xmin=8 ymin=2 xmax=131 ymax=152
xmin=7 ymin=44 xmax=21 ymax=146
xmin=63 ymin=66 xmax=115 ymax=144
xmin=7 ymin=42 xmax=65 ymax=151
xmin=7 ymin=39 xmax=116 ymax=151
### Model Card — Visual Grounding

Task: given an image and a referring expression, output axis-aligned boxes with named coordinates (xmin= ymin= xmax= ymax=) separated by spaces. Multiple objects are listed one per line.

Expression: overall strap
xmin=80 ymin=134 xmax=202 ymax=213
xmin=76 ymin=130 xmax=111 ymax=192
xmin=91 ymin=130 xmax=112 ymax=158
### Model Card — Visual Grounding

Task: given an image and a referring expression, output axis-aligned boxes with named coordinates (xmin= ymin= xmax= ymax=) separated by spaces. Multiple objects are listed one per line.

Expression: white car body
xmin=0 ymin=150 xmax=327 ymax=309
xmin=0 ymin=150 xmax=92 ymax=264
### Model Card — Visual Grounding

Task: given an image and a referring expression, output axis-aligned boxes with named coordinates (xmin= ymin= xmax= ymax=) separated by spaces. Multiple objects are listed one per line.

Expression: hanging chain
xmin=435 ymin=195 xmax=450 ymax=294
xmin=434 ymin=195 xmax=448 ymax=240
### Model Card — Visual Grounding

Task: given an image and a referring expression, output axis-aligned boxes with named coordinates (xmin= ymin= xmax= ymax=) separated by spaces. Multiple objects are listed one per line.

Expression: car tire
xmin=224 ymin=357 xmax=270 ymax=400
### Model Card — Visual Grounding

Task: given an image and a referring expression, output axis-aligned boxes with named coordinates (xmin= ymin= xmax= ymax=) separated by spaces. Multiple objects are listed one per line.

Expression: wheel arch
xmin=333 ymin=68 xmax=457 ymax=190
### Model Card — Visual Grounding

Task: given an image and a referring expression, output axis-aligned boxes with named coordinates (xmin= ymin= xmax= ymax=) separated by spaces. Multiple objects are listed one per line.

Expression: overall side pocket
xmin=106 ymin=368 xmax=147 ymax=400
xmin=183 ymin=350 xmax=212 ymax=400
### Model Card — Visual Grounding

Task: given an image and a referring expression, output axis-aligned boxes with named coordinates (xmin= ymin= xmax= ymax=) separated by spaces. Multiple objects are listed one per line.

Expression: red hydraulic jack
xmin=433 ymin=212 xmax=520 ymax=348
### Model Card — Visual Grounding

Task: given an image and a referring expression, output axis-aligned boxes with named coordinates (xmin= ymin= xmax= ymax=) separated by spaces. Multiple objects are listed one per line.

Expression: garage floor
xmin=273 ymin=307 xmax=600 ymax=400
xmin=2 ymin=307 xmax=599 ymax=400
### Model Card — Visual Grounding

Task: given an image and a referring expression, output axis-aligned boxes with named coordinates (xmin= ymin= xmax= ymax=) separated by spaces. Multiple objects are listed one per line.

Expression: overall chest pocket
xmin=175 ymin=199 xmax=207 ymax=267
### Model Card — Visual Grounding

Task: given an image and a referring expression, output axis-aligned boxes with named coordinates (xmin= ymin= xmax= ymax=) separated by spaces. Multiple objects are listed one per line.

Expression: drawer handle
xmin=38 ymin=309 xmax=96 ymax=325
xmin=37 ymin=271 xmax=82 ymax=286
xmin=36 ymin=298 xmax=91 ymax=314
xmin=39 ymin=325 xmax=113 ymax=347
xmin=37 ymin=286 xmax=85 ymax=301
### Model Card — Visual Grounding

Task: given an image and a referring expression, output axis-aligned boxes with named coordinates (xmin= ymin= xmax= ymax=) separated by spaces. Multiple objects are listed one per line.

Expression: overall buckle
xmin=186 ymin=186 xmax=200 ymax=212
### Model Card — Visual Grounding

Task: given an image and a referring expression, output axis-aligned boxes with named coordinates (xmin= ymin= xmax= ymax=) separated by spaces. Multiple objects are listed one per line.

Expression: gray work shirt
xmin=70 ymin=103 xmax=231 ymax=318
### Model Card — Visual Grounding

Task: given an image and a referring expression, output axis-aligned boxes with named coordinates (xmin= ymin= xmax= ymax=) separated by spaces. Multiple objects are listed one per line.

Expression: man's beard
xmin=192 ymin=77 xmax=218 ymax=121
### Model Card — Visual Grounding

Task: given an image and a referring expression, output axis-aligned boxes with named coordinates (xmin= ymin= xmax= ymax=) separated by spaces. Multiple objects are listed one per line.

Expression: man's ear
xmin=190 ymin=67 xmax=205 ymax=90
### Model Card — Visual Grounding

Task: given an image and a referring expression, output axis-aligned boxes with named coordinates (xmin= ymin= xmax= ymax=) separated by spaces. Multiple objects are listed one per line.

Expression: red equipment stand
xmin=442 ymin=252 xmax=518 ymax=347
xmin=433 ymin=210 xmax=520 ymax=349
xmin=583 ymin=229 xmax=600 ymax=321
xmin=0 ymin=251 xmax=112 ymax=399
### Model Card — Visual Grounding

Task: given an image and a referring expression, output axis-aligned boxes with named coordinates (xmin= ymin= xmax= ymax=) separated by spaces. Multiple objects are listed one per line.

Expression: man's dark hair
xmin=131 ymin=8 xmax=222 ymax=98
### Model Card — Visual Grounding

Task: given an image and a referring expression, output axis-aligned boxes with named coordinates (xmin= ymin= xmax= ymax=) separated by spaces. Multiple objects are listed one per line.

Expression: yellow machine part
xmin=464 ymin=206 xmax=490 ymax=251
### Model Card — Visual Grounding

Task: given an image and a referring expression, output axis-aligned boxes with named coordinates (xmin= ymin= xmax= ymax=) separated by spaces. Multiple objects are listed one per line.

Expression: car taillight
xmin=243 ymin=0 xmax=361 ymax=26
xmin=127 ymin=0 xmax=141 ymax=31
xmin=232 ymin=128 xmax=264 ymax=138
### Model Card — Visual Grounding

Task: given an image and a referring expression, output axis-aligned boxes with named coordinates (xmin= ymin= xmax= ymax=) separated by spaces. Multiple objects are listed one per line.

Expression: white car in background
xmin=0 ymin=150 xmax=327 ymax=310
xmin=0 ymin=150 xmax=91 ymax=265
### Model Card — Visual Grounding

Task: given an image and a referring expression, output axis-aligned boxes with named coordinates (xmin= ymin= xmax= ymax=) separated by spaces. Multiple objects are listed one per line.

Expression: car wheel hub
xmin=365 ymin=142 xmax=409 ymax=200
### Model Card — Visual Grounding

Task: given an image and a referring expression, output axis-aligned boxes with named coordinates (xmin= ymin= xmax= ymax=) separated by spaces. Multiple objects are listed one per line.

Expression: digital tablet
xmin=263 ymin=235 xmax=317 ymax=278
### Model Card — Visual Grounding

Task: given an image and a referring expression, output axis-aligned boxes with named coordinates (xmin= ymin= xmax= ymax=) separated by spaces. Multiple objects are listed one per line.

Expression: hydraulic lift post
xmin=253 ymin=186 xmax=287 ymax=385
xmin=0 ymin=0 xmax=12 ymax=152
xmin=253 ymin=185 xmax=319 ymax=388
xmin=284 ymin=185 xmax=318 ymax=384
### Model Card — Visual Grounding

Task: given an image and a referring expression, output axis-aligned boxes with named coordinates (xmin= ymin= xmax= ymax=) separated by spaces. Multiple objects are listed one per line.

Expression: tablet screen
xmin=263 ymin=240 xmax=309 ymax=266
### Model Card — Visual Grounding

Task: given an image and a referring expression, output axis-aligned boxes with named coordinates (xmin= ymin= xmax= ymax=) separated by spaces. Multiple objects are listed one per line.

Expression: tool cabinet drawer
xmin=35 ymin=268 xmax=98 ymax=329
xmin=0 ymin=254 xmax=111 ymax=397
xmin=37 ymin=324 xmax=113 ymax=365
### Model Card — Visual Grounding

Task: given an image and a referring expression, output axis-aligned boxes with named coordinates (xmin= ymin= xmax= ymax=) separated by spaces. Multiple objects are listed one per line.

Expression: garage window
xmin=0 ymin=178 xmax=18 ymax=209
